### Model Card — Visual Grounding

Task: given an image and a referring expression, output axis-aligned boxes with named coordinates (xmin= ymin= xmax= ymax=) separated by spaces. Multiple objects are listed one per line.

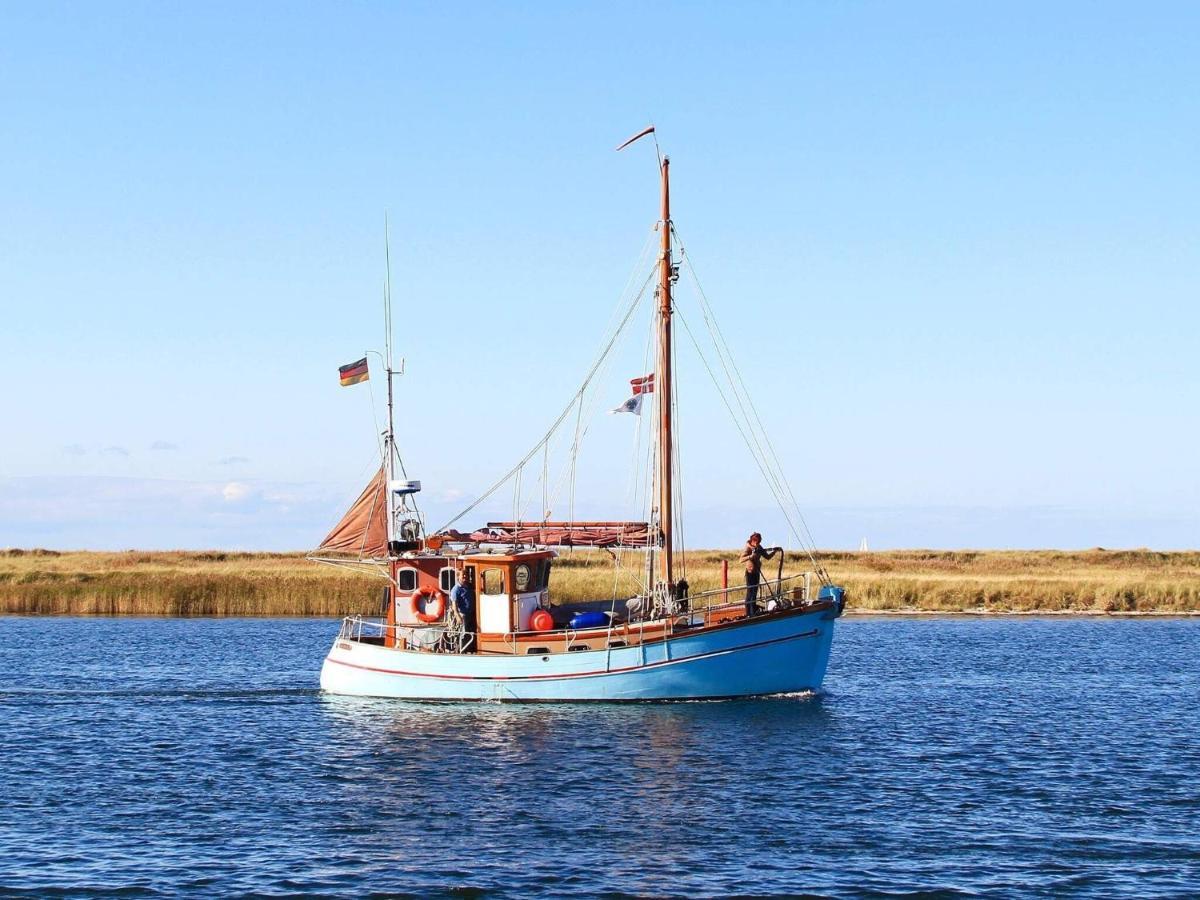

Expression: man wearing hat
xmin=740 ymin=532 xmax=779 ymax=618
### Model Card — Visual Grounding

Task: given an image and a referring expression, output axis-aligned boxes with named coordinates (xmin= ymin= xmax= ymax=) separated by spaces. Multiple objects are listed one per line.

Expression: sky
xmin=1 ymin=1 xmax=1197 ymax=551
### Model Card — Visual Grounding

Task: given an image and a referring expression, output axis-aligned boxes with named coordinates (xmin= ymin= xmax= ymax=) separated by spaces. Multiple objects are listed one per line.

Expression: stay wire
xmin=514 ymin=231 xmax=660 ymax=527
xmin=674 ymin=227 xmax=828 ymax=578
xmin=674 ymin=305 xmax=825 ymax=577
xmin=435 ymin=265 xmax=657 ymax=535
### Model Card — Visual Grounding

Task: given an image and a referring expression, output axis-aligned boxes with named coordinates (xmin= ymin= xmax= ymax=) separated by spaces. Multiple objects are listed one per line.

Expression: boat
xmin=312 ymin=127 xmax=846 ymax=701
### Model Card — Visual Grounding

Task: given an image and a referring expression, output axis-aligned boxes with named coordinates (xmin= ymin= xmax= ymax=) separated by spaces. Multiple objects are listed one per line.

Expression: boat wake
xmin=0 ymin=687 xmax=319 ymax=700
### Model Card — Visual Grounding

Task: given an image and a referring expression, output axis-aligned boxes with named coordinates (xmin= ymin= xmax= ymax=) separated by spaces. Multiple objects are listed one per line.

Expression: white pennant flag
xmin=610 ymin=394 xmax=644 ymax=415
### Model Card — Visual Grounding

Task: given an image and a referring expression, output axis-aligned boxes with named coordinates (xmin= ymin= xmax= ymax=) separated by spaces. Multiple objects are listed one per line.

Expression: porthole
xmin=515 ymin=563 xmax=532 ymax=591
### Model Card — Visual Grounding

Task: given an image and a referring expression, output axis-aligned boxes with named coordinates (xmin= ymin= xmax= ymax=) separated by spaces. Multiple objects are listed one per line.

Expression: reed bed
xmin=1 ymin=548 xmax=1197 ymax=617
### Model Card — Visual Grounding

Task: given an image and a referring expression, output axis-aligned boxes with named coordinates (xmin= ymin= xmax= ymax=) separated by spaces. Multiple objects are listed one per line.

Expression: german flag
xmin=339 ymin=357 xmax=369 ymax=386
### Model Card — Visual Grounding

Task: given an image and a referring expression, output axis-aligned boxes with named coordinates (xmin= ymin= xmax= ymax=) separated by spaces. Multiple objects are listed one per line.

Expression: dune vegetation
xmin=2 ymin=547 xmax=1198 ymax=617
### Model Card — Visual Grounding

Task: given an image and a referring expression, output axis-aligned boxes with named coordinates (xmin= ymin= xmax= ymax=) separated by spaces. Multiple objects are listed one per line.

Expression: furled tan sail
xmin=316 ymin=467 xmax=388 ymax=558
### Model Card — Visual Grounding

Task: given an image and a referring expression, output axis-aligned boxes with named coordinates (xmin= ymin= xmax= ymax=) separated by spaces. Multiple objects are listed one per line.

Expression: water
xmin=1 ymin=617 xmax=1198 ymax=898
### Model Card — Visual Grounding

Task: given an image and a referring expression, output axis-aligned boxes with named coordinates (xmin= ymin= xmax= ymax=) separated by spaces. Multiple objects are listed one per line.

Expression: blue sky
xmin=1 ymin=1 xmax=1197 ymax=550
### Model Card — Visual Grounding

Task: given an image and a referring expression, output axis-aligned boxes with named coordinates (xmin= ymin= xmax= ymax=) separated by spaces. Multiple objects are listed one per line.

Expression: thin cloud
xmin=63 ymin=444 xmax=87 ymax=456
xmin=221 ymin=482 xmax=253 ymax=503
xmin=150 ymin=441 xmax=178 ymax=451
xmin=100 ymin=446 xmax=130 ymax=457
xmin=0 ymin=475 xmax=350 ymax=550
xmin=218 ymin=456 xmax=250 ymax=466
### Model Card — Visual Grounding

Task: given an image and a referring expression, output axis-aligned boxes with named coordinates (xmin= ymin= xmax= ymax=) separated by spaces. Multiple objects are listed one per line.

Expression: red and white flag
xmin=612 ymin=373 xmax=655 ymax=415
xmin=630 ymin=373 xmax=655 ymax=395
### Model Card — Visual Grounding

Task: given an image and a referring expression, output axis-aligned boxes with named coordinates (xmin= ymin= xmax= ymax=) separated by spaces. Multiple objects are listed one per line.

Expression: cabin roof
xmin=459 ymin=548 xmax=557 ymax=563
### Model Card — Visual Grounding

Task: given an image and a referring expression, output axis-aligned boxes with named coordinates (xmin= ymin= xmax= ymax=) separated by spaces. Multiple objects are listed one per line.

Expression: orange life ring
xmin=410 ymin=587 xmax=446 ymax=623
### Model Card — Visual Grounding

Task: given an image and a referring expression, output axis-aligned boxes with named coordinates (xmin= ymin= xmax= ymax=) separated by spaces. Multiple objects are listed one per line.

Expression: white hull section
xmin=320 ymin=605 xmax=837 ymax=701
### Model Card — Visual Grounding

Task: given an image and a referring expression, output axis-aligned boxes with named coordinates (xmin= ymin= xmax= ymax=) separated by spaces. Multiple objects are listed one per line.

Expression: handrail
xmin=337 ymin=615 xmax=447 ymax=645
xmin=685 ymin=571 xmax=809 ymax=605
xmin=335 ymin=568 xmax=820 ymax=654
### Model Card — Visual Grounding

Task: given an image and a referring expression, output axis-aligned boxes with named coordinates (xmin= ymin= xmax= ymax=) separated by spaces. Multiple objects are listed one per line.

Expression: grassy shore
xmin=2 ymin=548 xmax=1198 ymax=616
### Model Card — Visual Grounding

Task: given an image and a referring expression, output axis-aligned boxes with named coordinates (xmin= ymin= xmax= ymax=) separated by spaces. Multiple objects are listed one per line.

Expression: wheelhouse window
xmin=396 ymin=568 xmax=418 ymax=592
xmin=539 ymin=559 xmax=552 ymax=590
xmin=481 ymin=568 xmax=505 ymax=596
xmin=515 ymin=563 xmax=532 ymax=592
xmin=439 ymin=567 xmax=457 ymax=593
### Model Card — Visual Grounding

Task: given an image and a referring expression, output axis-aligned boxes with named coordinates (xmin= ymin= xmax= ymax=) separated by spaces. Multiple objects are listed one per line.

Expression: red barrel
xmin=530 ymin=609 xmax=554 ymax=632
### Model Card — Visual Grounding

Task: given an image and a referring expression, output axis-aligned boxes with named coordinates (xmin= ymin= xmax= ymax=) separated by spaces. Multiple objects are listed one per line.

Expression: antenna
xmin=384 ymin=219 xmax=403 ymax=547
xmin=381 ymin=216 xmax=419 ymax=551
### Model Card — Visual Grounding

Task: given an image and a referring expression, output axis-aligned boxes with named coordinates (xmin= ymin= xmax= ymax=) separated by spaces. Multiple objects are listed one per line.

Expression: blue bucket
xmin=569 ymin=611 xmax=610 ymax=630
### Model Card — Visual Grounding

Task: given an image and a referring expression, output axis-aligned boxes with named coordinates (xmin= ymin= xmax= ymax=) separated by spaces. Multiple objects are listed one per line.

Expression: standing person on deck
xmin=741 ymin=532 xmax=779 ymax=618
xmin=449 ymin=571 xmax=477 ymax=653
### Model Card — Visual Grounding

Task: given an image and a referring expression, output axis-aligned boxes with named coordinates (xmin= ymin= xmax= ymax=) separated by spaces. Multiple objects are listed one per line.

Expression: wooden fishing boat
xmin=313 ymin=128 xmax=845 ymax=701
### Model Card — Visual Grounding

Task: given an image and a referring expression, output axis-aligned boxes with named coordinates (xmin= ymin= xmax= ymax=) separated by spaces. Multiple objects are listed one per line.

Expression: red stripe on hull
xmin=326 ymin=627 xmax=820 ymax=683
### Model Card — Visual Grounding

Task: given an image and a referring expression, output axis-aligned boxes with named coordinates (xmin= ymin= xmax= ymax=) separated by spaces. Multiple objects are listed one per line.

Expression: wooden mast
xmin=615 ymin=125 xmax=676 ymax=593
xmin=657 ymin=156 xmax=674 ymax=590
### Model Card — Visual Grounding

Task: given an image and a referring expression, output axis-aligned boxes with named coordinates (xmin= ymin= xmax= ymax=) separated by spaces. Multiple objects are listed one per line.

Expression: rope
xmin=674 ymin=305 xmax=826 ymax=580
xmin=505 ymin=229 xmax=661 ymax=530
xmin=435 ymin=265 xmax=657 ymax=535
xmin=528 ymin=273 xmax=651 ymax=526
xmin=671 ymin=306 xmax=686 ymax=581
xmin=674 ymin=226 xmax=830 ymax=582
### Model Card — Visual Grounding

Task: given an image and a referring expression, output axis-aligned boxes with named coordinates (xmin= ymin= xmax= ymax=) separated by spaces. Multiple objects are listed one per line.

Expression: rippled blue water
xmin=1 ymin=617 xmax=1198 ymax=897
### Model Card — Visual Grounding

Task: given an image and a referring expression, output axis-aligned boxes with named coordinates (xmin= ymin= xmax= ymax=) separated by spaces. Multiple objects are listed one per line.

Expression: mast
xmin=384 ymin=217 xmax=397 ymax=548
xmin=657 ymin=156 xmax=674 ymax=589
xmin=614 ymin=125 xmax=676 ymax=593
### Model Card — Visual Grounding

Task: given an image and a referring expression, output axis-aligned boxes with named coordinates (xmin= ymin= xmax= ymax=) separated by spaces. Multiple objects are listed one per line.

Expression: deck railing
xmin=335 ymin=570 xmax=819 ymax=654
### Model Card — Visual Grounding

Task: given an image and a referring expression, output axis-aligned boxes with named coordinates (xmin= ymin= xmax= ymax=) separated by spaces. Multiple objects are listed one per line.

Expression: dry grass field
xmin=2 ymin=547 xmax=1198 ymax=617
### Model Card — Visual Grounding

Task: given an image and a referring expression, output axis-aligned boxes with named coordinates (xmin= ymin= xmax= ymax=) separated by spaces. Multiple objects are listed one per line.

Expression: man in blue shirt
xmin=449 ymin=570 xmax=477 ymax=653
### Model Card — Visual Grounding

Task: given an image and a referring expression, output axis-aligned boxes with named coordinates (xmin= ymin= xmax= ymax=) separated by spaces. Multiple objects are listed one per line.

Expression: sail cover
xmin=442 ymin=521 xmax=654 ymax=548
xmin=315 ymin=467 xmax=389 ymax=558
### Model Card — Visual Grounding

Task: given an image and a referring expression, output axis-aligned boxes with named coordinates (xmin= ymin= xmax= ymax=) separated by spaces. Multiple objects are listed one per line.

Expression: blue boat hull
xmin=319 ymin=604 xmax=838 ymax=701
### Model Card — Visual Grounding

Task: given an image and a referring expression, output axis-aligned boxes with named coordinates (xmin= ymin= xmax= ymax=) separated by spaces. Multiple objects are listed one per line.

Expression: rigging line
xmin=674 ymin=228 xmax=824 ymax=561
xmin=673 ymin=241 xmax=803 ymax=537
xmin=676 ymin=313 xmax=819 ymax=575
xmin=381 ymin=231 xmax=419 ymax=519
xmin=670 ymin=308 xmax=686 ymax=579
xmin=520 ymin=257 xmax=659 ymax=525
xmin=517 ymin=407 xmax=572 ymax=524
xmin=673 ymin=230 xmax=817 ymax=551
xmin=434 ymin=266 xmax=657 ymax=534
xmin=480 ymin=232 xmax=661 ymax=529
xmin=624 ymin=312 xmax=654 ymax=523
xmin=534 ymin=326 xmax=621 ymax=523
xmin=364 ymin=356 xmax=385 ymax=462
xmin=541 ymin=442 xmax=549 ymax=523
xmin=674 ymin=305 xmax=824 ymax=574
xmin=676 ymin=268 xmax=807 ymax=554
xmin=645 ymin=379 xmax=658 ymax=592
xmin=513 ymin=238 xmax=660 ymax=528
xmin=568 ymin=394 xmax=582 ymax=530
xmin=513 ymin=465 xmax=521 ymax=526
xmin=307 ymin=450 xmax=385 ymax=556
xmin=580 ymin=225 xmax=658 ymax=380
